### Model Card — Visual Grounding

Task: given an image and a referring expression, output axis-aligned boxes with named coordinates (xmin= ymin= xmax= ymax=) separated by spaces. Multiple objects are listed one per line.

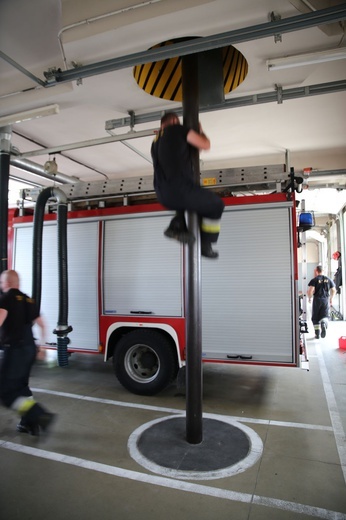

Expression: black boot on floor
xmin=321 ymin=321 xmax=327 ymax=338
xmin=16 ymin=416 xmax=39 ymax=436
xmin=23 ymin=403 xmax=56 ymax=437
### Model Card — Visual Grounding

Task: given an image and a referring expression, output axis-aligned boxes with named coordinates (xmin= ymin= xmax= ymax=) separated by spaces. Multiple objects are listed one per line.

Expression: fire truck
xmin=8 ymin=164 xmax=302 ymax=395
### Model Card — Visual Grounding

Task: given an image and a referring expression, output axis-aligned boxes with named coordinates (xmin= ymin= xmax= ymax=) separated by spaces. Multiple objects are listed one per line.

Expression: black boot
xmin=321 ymin=321 xmax=327 ymax=338
xmin=201 ymin=242 xmax=219 ymax=259
xmin=164 ymin=215 xmax=195 ymax=245
xmin=16 ymin=416 xmax=38 ymax=435
xmin=23 ymin=403 xmax=56 ymax=436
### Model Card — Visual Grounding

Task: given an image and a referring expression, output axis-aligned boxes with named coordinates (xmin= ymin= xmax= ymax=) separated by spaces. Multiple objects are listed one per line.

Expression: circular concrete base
xmin=128 ymin=415 xmax=263 ymax=480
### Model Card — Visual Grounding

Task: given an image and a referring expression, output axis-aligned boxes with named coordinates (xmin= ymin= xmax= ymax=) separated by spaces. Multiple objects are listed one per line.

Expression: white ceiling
xmin=1 ymin=0 xmax=346 ymax=211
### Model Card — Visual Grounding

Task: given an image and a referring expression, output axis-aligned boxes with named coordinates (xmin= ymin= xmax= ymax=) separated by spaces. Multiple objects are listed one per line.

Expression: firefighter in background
xmin=151 ymin=112 xmax=224 ymax=259
xmin=307 ymin=265 xmax=336 ymax=339
xmin=0 ymin=269 xmax=55 ymax=436
xmin=332 ymin=251 xmax=342 ymax=294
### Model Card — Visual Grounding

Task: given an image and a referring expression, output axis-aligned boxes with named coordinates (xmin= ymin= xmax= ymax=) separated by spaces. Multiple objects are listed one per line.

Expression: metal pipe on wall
xmin=32 ymin=187 xmax=72 ymax=367
xmin=10 ymin=156 xmax=78 ymax=185
xmin=0 ymin=126 xmax=12 ymax=273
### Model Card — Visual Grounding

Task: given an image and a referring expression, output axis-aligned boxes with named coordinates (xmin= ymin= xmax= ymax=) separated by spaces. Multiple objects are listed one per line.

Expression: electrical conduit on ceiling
xmin=58 ymin=0 xmax=164 ymax=70
xmin=0 ymin=0 xmax=164 ymax=99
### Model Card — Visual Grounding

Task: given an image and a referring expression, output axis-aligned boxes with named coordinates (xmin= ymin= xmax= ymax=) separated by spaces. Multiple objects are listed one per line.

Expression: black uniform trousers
xmin=156 ymin=181 xmax=224 ymax=243
xmin=311 ymin=297 xmax=329 ymax=325
xmin=157 ymin=181 xmax=223 ymax=219
xmin=0 ymin=340 xmax=36 ymax=408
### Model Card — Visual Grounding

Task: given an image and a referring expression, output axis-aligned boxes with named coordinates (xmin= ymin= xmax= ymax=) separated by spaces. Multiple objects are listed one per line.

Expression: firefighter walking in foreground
xmin=0 ymin=269 xmax=55 ymax=436
xmin=151 ymin=112 xmax=224 ymax=259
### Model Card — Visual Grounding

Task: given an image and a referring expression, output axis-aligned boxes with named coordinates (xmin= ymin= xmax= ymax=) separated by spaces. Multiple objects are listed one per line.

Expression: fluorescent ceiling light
xmin=267 ymin=47 xmax=346 ymax=71
xmin=0 ymin=104 xmax=59 ymax=126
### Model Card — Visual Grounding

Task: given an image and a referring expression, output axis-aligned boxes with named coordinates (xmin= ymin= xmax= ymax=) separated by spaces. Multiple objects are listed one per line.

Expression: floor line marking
xmin=316 ymin=344 xmax=346 ymax=484
xmin=0 ymin=440 xmax=345 ymax=520
xmin=32 ymin=387 xmax=333 ymax=432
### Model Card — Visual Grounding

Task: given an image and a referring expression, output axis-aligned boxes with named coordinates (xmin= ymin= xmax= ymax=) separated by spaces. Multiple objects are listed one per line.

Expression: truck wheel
xmin=113 ymin=329 xmax=178 ymax=395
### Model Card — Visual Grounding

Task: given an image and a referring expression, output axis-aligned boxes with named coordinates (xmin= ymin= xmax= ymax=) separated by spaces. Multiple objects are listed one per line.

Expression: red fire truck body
xmin=9 ymin=191 xmax=299 ymax=395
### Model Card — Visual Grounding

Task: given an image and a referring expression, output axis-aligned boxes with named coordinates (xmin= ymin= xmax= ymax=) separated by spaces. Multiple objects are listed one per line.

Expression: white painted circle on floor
xmin=128 ymin=414 xmax=263 ymax=480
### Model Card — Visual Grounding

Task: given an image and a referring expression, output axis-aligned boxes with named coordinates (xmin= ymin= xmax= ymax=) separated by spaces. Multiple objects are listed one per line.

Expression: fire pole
xmin=182 ymin=53 xmax=203 ymax=444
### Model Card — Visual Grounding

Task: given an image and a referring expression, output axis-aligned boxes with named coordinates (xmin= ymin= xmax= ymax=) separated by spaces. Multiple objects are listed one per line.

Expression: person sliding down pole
xmin=151 ymin=112 xmax=224 ymax=259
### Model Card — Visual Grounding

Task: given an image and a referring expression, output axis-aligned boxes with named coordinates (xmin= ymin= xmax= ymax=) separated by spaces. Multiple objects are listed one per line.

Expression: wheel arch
xmin=104 ymin=322 xmax=183 ymax=367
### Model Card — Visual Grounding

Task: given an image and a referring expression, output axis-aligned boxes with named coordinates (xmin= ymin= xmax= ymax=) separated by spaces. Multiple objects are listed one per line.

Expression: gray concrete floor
xmin=0 ymin=320 xmax=345 ymax=520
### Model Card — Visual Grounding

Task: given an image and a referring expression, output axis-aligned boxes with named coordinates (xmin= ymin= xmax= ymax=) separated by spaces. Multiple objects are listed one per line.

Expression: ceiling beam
xmin=105 ymin=80 xmax=346 ymax=130
xmin=17 ymin=80 xmax=346 ymax=153
xmin=45 ymin=5 xmax=346 ymax=85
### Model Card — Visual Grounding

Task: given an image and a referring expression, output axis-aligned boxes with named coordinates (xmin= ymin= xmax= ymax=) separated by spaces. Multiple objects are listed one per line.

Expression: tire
xmin=113 ymin=329 xmax=178 ymax=395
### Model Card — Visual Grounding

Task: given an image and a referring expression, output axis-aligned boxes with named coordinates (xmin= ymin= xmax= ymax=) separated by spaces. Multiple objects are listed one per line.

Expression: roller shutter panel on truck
xmin=202 ymin=202 xmax=295 ymax=364
xmin=13 ymin=220 xmax=99 ymax=351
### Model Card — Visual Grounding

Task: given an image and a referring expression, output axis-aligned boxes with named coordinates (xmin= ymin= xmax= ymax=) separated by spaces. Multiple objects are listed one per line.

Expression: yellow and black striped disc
xmin=133 ymin=38 xmax=248 ymax=102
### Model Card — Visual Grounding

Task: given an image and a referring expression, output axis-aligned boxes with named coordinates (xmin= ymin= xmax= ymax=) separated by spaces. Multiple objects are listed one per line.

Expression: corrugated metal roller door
xmin=13 ymin=221 xmax=99 ymax=351
xmin=201 ymin=204 xmax=295 ymax=363
xmin=103 ymin=214 xmax=183 ymax=316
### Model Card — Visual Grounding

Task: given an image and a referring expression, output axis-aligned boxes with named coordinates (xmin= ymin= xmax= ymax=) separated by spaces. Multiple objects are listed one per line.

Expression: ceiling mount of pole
xmin=133 ymin=37 xmax=248 ymax=102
